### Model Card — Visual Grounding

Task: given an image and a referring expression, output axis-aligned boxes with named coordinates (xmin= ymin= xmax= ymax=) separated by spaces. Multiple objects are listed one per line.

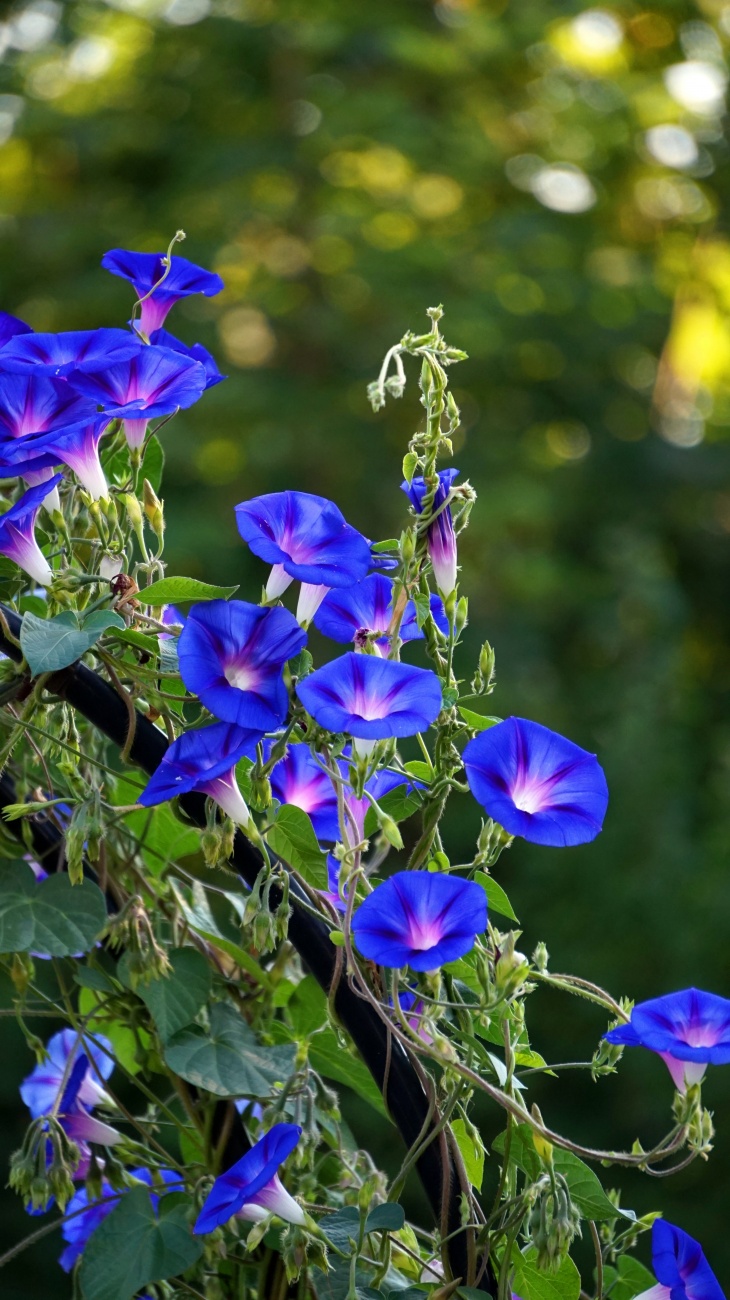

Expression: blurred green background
xmin=2 ymin=0 xmax=730 ymax=1293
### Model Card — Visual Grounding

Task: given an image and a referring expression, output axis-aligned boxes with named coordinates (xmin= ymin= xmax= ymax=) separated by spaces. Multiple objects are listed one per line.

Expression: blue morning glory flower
xmin=402 ymin=468 xmax=459 ymax=597
xmin=351 ymin=871 xmax=487 ymax=971
xmin=178 ymin=599 xmax=306 ymax=730
xmin=0 ymin=475 xmax=64 ymax=587
xmin=149 ymin=328 xmax=226 ymax=389
xmin=0 ymin=311 xmax=32 ymax=348
xmin=0 ymin=371 xmax=96 ymax=442
xmin=603 ymin=988 xmax=730 ymax=1092
xmin=314 ymin=573 xmax=448 ymax=650
xmin=21 ymin=1028 xmax=115 ymax=1120
xmin=139 ymin=721 xmax=261 ymax=827
xmin=53 ymin=1053 xmax=122 ymax=1149
xmin=635 ymin=1219 xmax=725 ymax=1300
xmin=67 ymin=344 xmax=207 ymax=449
xmin=60 ymin=1168 xmax=182 ymax=1272
xmin=102 ymin=248 xmax=224 ymax=336
xmin=235 ymin=490 xmax=372 ymax=625
xmin=463 ymin=717 xmax=608 ymax=848
xmin=296 ymin=652 xmax=443 ymax=746
xmin=0 ymin=328 xmax=142 ymax=375
xmin=269 ymin=743 xmax=341 ymax=843
xmin=194 ymin=1122 xmax=303 ymax=1234
xmin=1 ymin=416 xmax=114 ymax=501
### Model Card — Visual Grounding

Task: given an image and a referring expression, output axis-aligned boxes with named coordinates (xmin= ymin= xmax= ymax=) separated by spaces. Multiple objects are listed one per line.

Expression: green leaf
xmin=458 ymin=707 xmax=501 ymax=731
xmin=321 ymin=1205 xmax=360 ymax=1252
xmin=287 ymin=974 xmax=328 ymax=1038
xmin=0 ymin=862 xmax=106 ymax=955
xmin=451 ymin=1118 xmax=485 ymax=1191
xmin=364 ymin=1202 xmax=405 ymax=1234
xmin=142 ymin=434 xmax=165 ymax=494
xmin=308 ymin=1028 xmax=387 ymax=1117
xmin=458 ymin=696 xmax=503 ymax=718
xmin=113 ymin=628 xmax=160 ymax=656
xmin=492 ymin=1125 xmax=635 ymax=1221
xmin=170 ymin=879 xmax=271 ymax=988
xmin=441 ymin=683 xmax=459 ymax=709
xmin=164 ymin=1002 xmax=296 ymax=1098
xmin=288 ymin=648 xmax=314 ymax=679
xmin=511 ymin=1248 xmax=581 ymax=1300
xmin=138 ymin=948 xmax=212 ymax=1042
xmin=371 ymin=538 xmax=399 ymax=552
xmin=402 ymin=451 xmax=419 ymax=484
xmin=78 ymin=1185 xmax=201 ymax=1300
xmin=404 ymin=760 xmax=433 ymax=783
xmin=139 ymin=577 xmax=238 ymax=605
xmin=363 ymin=780 xmax=423 ymax=835
xmin=111 ymin=776 xmax=200 ymax=875
xmin=612 ymin=1254 xmax=656 ymax=1300
xmin=474 ymin=871 xmax=519 ymax=923
xmin=74 ymin=966 xmax=117 ymax=993
xmin=267 ymin=804 xmax=328 ymax=889
xmin=78 ymin=987 xmax=150 ymax=1078
xmin=411 ymin=590 xmax=431 ymax=627
xmin=21 ymin=609 xmax=125 ymax=676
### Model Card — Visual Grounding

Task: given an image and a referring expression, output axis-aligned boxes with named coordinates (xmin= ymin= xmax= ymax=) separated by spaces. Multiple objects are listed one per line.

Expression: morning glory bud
xmin=401 ymin=468 xmax=460 ymax=597
xmin=0 ymin=475 xmax=64 ymax=587
xmin=603 ymin=988 xmax=730 ymax=1092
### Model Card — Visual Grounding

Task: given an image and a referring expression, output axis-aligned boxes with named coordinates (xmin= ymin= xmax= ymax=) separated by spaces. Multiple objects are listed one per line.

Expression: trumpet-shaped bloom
xmin=235 ymin=490 xmax=372 ymax=619
xmin=194 ymin=1123 xmax=303 ymax=1233
xmin=139 ymin=722 xmax=260 ymax=827
xmin=60 ymin=1168 xmax=182 ymax=1271
xmin=352 ymin=871 xmax=487 ymax=971
xmin=53 ymin=1053 xmax=122 ymax=1149
xmin=67 ymin=344 xmax=207 ymax=449
xmin=0 ymin=372 xmax=96 ymax=441
xmin=269 ymin=743 xmax=341 ymax=842
xmin=21 ymin=1028 xmax=114 ymax=1119
xmin=635 ymin=1220 xmax=725 ymax=1300
xmin=402 ymin=468 xmax=459 ymax=597
xmin=2 ymin=417 xmax=113 ymax=501
xmin=296 ymin=652 xmax=442 ymax=740
xmin=0 ymin=475 xmax=63 ymax=587
xmin=149 ymin=328 xmax=226 ymax=389
xmin=178 ymin=599 xmax=306 ymax=730
xmin=604 ymin=988 xmax=730 ymax=1092
xmin=314 ymin=573 xmax=447 ymax=649
xmin=102 ymin=248 xmax=224 ymax=335
xmin=463 ymin=717 xmax=608 ymax=848
xmin=0 ymin=328 xmax=142 ymax=375
xmin=0 ymin=311 xmax=32 ymax=348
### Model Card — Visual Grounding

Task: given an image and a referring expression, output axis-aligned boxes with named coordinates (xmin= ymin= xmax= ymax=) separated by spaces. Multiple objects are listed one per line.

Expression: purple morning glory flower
xmin=0 ymin=328 xmax=142 ymax=376
xmin=314 ymin=573 xmax=448 ymax=650
xmin=0 ymin=371 xmax=96 ymax=442
xmin=2 ymin=417 xmax=114 ymax=501
xmin=635 ymin=1219 xmax=725 ymax=1300
xmin=604 ymin=988 xmax=730 ymax=1092
xmin=296 ymin=652 xmax=443 ymax=747
xmin=178 ymin=599 xmax=306 ymax=730
xmin=52 ymin=1052 xmax=122 ymax=1149
xmin=138 ymin=721 xmax=261 ymax=827
xmin=149 ymin=328 xmax=226 ymax=389
xmin=60 ymin=1168 xmax=182 ymax=1272
xmin=235 ymin=490 xmax=372 ymax=625
xmin=0 ymin=474 xmax=63 ymax=587
xmin=21 ymin=1028 xmax=114 ymax=1120
xmin=194 ymin=1122 xmax=303 ymax=1234
xmin=269 ymin=743 xmax=341 ymax=843
xmin=102 ymin=248 xmax=224 ymax=336
xmin=352 ymin=871 xmax=487 ymax=971
xmin=0 ymin=311 xmax=32 ymax=348
xmin=402 ymin=468 xmax=460 ymax=597
xmin=463 ymin=717 xmax=608 ymax=848
xmin=67 ymin=344 xmax=207 ymax=449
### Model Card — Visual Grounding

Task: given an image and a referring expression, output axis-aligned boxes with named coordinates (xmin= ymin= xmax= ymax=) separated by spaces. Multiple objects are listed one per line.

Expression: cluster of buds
xmin=105 ymin=895 xmax=171 ymax=986
xmin=527 ymin=1171 xmax=582 ymax=1271
xmin=9 ymin=1115 xmax=80 ymax=1212
xmin=242 ymin=865 xmax=292 ymax=954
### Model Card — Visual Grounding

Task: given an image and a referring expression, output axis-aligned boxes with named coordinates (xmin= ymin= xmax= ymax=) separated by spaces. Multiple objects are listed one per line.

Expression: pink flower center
xmin=407 ymin=919 xmax=442 ymax=952
xmin=225 ymin=661 xmax=260 ymax=691
xmin=510 ymin=772 xmax=557 ymax=814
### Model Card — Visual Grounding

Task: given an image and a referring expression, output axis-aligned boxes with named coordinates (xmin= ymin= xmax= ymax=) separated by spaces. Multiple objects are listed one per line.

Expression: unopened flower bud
xmin=495 ymin=931 xmax=529 ymax=999
xmin=119 ymin=492 xmax=144 ymax=532
xmin=143 ymin=479 xmax=164 ymax=538
xmin=400 ymin=528 xmax=416 ymax=565
xmin=532 ymin=941 xmax=549 ymax=973
xmin=454 ymin=596 xmax=468 ymax=635
xmin=249 ymin=772 xmax=272 ymax=812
